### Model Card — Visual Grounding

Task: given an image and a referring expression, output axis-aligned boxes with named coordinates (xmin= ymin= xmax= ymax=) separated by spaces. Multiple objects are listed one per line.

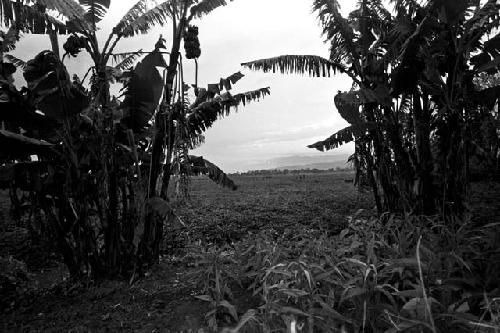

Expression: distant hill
xmin=269 ymin=154 xmax=351 ymax=171
xmin=276 ymin=161 xmax=352 ymax=171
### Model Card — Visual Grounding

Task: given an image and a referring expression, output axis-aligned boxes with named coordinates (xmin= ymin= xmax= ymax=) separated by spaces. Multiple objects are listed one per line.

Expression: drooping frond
xmin=187 ymin=87 xmax=270 ymax=134
xmin=242 ymin=55 xmax=348 ymax=77
xmin=186 ymin=100 xmax=223 ymax=134
xmin=33 ymin=0 xmax=86 ymax=20
xmin=390 ymin=16 xmax=430 ymax=95
xmin=111 ymin=51 xmax=146 ymax=64
xmin=188 ymin=155 xmax=237 ymax=190
xmin=308 ymin=123 xmax=374 ymax=152
xmin=473 ymin=52 xmax=500 ymax=74
xmin=0 ymin=26 xmax=20 ymax=52
xmin=119 ymin=46 xmax=167 ymax=133
xmin=464 ymin=0 xmax=500 ymax=53
xmin=23 ymin=50 xmax=90 ymax=120
xmin=112 ymin=49 xmax=143 ymax=70
xmin=118 ymin=1 xmax=172 ymax=38
xmin=113 ymin=0 xmax=148 ymax=33
xmin=473 ymin=85 xmax=500 ymax=110
xmin=389 ymin=0 xmax=422 ymax=18
xmin=312 ymin=0 xmax=359 ymax=64
xmin=77 ymin=0 xmax=110 ymax=23
xmin=0 ymin=0 xmax=68 ymax=34
xmin=218 ymin=71 xmax=244 ymax=91
xmin=366 ymin=0 xmax=392 ymax=23
xmin=191 ymin=71 xmax=245 ymax=107
xmin=4 ymin=54 xmax=26 ymax=68
xmin=384 ymin=14 xmax=414 ymax=64
xmin=189 ymin=0 xmax=231 ymax=20
xmin=0 ymin=129 xmax=53 ymax=159
xmin=484 ymin=33 xmax=500 ymax=57
xmin=231 ymin=87 xmax=270 ymax=109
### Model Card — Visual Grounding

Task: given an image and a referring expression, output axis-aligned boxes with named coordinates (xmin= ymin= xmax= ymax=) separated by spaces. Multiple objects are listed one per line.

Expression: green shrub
xmin=220 ymin=214 xmax=500 ymax=333
xmin=0 ymin=256 xmax=30 ymax=311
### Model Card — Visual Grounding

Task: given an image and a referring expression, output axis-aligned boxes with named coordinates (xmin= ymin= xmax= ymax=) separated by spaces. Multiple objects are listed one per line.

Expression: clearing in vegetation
xmin=2 ymin=174 xmax=500 ymax=332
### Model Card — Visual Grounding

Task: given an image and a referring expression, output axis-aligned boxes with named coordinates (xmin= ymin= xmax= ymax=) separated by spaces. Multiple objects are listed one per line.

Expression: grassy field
xmin=1 ymin=173 xmax=499 ymax=332
xmin=1 ymin=171 xmax=375 ymax=332
xmin=170 ymin=171 xmax=373 ymax=246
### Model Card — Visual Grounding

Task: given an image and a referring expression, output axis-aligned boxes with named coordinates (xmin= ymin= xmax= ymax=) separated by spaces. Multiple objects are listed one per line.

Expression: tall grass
xmin=191 ymin=213 xmax=500 ymax=332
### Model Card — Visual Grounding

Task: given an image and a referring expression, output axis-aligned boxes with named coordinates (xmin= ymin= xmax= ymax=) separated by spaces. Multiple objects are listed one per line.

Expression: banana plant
xmin=242 ymin=0 xmax=500 ymax=217
xmin=116 ymin=40 xmax=269 ymax=195
xmin=0 ymin=0 xmax=272 ymax=279
xmin=241 ymin=0 xmax=399 ymax=213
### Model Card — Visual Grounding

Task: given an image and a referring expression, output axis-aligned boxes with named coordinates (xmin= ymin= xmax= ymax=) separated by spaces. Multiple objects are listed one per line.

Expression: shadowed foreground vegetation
xmin=1 ymin=174 xmax=500 ymax=332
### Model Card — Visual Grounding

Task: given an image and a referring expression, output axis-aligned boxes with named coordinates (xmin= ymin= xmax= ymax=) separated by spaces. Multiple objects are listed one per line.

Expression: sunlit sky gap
xmin=8 ymin=0 xmax=362 ymax=172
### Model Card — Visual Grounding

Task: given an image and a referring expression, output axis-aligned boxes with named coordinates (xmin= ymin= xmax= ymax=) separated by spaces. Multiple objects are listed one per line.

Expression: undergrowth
xmin=0 ymin=256 xmax=30 ymax=311
xmin=190 ymin=212 xmax=500 ymax=332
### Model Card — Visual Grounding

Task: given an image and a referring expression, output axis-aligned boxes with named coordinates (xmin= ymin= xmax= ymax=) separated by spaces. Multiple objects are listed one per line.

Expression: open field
xmin=171 ymin=172 xmax=372 ymax=245
xmin=1 ymin=172 xmax=375 ymax=332
xmin=2 ymin=173 xmax=499 ymax=332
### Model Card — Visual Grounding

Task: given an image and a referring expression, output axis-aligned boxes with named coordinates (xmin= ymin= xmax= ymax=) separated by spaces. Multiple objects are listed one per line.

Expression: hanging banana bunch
xmin=63 ymin=34 xmax=88 ymax=59
xmin=184 ymin=25 xmax=201 ymax=60
xmin=184 ymin=25 xmax=201 ymax=94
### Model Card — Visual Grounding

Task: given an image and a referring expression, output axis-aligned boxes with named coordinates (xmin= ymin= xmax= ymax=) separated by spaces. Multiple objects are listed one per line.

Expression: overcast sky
xmin=10 ymin=0 xmax=358 ymax=172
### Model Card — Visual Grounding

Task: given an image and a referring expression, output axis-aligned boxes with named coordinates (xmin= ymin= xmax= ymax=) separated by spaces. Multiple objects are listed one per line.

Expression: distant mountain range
xmin=267 ymin=154 xmax=352 ymax=171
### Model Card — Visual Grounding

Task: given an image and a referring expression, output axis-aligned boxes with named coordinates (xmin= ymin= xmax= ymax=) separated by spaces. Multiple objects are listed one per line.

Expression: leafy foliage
xmin=244 ymin=0 xmax=500 ymax=216
xmin=188 ymin=86 xmax=270 ymax=135
xmin=115 ymin=1 xmax=172 ymax=38
xmin=41 ymin=0 xmax=86 ymax=19
xmin=211 ymin=213 xmax=500 ymax=332
xmin=308 ymin=123 xmax=373 ymax=152
xmin=77 ymin=0 xmax=110 ymax=23
xmin=0 ymin=0 xmax=260 ymax=281
xmin=189 ymin=0 xmax=232 ymax=20
xmin=189 ymin=156 xmax=237 ymax=191
xmin=119 ymin=45 xmax=167 ymax=133
xmin=0 ymin=256 xmax=29 ymax=311
xmin=0 ymin=129 xmax=52 ymax=159
xmin=242 ymin=55 xmax=348 ymax=77
xmin=0 ymin=0 xmax=69 ymax=34
xmin=312 ymin=0 xmax=359 ymax=65
xmin=0 ymin=26 xmax=19 ymax=53
xmin=23 ymin=50 xmax=89 ymax=119
xmin=189 ymin=245 xmax=240 ymax=330
xmin=3 ymin=54 xmax=26 ymax=68
xmin=112 ymin=49 xmax=143 ymax=70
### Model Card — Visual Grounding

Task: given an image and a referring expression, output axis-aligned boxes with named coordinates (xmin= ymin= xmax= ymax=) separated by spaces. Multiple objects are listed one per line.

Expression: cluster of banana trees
xmin=0 ymin=0 xmax=269 ymax=279
xmin=243 ymin=0 xmax=500 ymax=217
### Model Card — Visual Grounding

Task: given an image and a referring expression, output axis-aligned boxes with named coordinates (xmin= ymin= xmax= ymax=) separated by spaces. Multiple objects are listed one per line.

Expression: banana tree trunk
xmin=48 ymin=29 xmax=60 ymax=59
xmin=142 ymin=11 xmax=188 ymax=268
xmin=96 ymin=62 xmax=120 ymax=275
xmin=357 ymin=141 xmax=382 ymax=214
xmin=149 ymin=16 xmax=187 ymax=199
xmin=413 ymin=94 xmax=436 ymax=215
